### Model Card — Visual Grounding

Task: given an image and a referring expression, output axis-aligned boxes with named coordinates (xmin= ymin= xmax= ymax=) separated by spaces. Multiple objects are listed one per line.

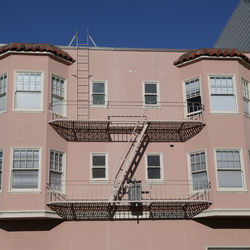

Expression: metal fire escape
xmin=47 ymin=33 xmax=211 ymax=220
xmin=111 ymin=115 xmax=149 ymax=201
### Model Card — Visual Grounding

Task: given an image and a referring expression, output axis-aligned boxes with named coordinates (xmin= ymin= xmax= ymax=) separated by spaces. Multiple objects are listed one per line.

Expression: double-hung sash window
xmin=0 ymin=74 xmax=7 ymax=112
xmin=15 ymin=72 xmax=42 ymax=110
xmin=210 ymin=76 xmax=236 ymax=112
xmin=91 ymin=81 xmax=106 ymax=106
xmin=216 ymin=150 xmax=244 ymax=189
xmin=51 ymin=76 xmax=65 ymax=115
xmin=185 ymin=78 xmax=202 ymax=115
xmin=49 ymin=151 xmax=64 ymax=191
xmin=11 ymin=149 xmax=40 ymax=189
xmin=241 ymin=78 xmax=249 ymax=115
xmin=146 ymin=154 xmax=162 ymax=180
xmin=91 ymin=153 xmax=107 ymax=180
xmin=144 ymin=82 xmax=159 ymax=106
xmin=0 ymin=150 xmax=3 ymax=190
xmin=189 ymin=151 xmax=208 ymax=190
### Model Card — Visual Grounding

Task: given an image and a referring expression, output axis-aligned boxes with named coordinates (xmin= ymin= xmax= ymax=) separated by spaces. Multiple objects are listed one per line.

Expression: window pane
xmin=92 ymin=168 xmax=105 ymax=178
xmin=16 ymin=92 xmax=41 ymax=109
xmin=52 ymin=96 xmax=63 ymax=115
xmin=0 ymin=95 xmax=6 ymax=112
xmin=243 ymin=99 xmax=249 ymax=114
xmin=93 ymin=82 xmax=105 ymax=93
xmin=145 ymin=83 xmax=157 ymax=94
xmin=93 ymin=94 xmax=105 ymax=105
xmin=12 ymin=170 xmax=38 ymax=188
xmin=147 ymin=168 xmax=161 ymax=179
xmin=187 ymin=96 xmax=202 ymax=113
xmin=93 ymin=155 xmax=105 ymax=166
xmin=147 ymin=155 xmax=160 ymax=166
xmin=50 ymin=152 xmax=54 ymax=170
xmin=49 ymin=171 xmax=62 ymax=191
xmin=218 ymin=170 xmax=242 ymax=188
xmin=192 ymin=172 xmax=208 ymax=190
xmin=211 ymin=95 xmax=235 ymax=111
xmin=59 ymin=154 xmax=63 ymax=172
xmin=145 ymin=95 xmax=157 ymax=104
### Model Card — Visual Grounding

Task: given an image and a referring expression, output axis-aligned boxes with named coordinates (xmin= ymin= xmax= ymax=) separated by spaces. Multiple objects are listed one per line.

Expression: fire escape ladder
xmin=111 ymin=121 xmax=149 ymax=201
xmin=76 ymin=33 xmax=90 ymax=120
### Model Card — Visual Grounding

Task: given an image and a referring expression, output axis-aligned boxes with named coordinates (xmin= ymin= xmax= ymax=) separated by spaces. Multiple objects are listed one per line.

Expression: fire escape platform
xmin=49 ymin=119 xmax=205 ymax=142
xmin=47 ymin=199 xmax=211 ymax=220
xmin=47 ymin=180 xmax=211 ymax=221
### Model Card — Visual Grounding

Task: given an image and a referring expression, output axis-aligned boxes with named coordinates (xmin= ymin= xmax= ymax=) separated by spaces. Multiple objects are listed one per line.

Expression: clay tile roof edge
xmin=174 ymin=48 xmax=250 ymax=66
xmin=0 ymin=42 xmax=75 ymax=63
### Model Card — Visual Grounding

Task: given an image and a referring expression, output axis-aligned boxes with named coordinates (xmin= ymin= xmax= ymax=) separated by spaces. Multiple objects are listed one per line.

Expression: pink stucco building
xmin=0 ymin=41 xmax=249 ymax=250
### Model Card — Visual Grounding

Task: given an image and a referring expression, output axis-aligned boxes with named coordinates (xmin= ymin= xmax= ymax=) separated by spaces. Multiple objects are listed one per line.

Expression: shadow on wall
xmin=0 ymin=219 xmax=63 ymax=232
xmin=194 ymin=217 xmax=250 ymax=229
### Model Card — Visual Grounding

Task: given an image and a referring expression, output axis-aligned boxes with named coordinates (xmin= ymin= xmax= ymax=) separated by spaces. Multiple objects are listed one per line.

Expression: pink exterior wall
xmin=0 ymin=47 xmax=249 ymax=249
xmin=1 ymin=220 xmax=250 ymax=250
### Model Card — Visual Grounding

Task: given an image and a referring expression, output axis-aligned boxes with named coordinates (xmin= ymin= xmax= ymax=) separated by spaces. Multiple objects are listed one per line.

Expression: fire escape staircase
xmin=111 ymin=119 xmax=149 ymax=201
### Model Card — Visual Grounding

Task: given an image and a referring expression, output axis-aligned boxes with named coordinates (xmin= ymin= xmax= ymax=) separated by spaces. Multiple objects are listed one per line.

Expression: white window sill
xmin=12 ymin=110 xmax=44 ymax=113
xmin=8 ymin=189 xmax=41 ymax=194
xmin=216 ymin=189 xmax=248 ymax=193
xmin=0 ymin=110 xmax=6 ymax=114
xmin=89 ymin=180 xmax=109 ymax=184
xmin=145 ymin=179 xmax=164 ymax=184
xmin=209 ymin=112 xmax=240 ymax=115
xmin=143 ymin=105 xmax=160 ymax=109
xmin=90 ymin=105 xmax=107 ymax=108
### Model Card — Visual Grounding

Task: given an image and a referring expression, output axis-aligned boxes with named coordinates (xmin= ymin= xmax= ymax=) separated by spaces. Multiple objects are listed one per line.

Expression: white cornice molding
xmin=195 ymin=209 xmax=250 ymax=218
xmin=0 ymin=210 xmax=61 ymax=219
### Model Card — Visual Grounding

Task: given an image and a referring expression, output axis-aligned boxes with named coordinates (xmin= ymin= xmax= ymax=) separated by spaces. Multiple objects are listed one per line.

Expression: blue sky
xmin=1 ymin=0 xmax=239 ymax=49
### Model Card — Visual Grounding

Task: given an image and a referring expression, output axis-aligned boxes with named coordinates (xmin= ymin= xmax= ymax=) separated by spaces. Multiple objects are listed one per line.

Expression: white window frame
xmin=145 ymin=153 xmax=164 ymax=182
xmin=208 ymin=75 xmax=238 ymax=114
xmin=90 ymin=80 xmax=108 ymax=107
xmin=49 ymin=149 xmax=66 ymax=193
xmin=13 ymin=71 xmax=44 ymax=112
xmin=182 ymin=76 xmax=203 ymax=117
xmin=0 ymin=149 xmax=3 ymax=191
xmin=9 ymin=147 xmax=42 ymax=192
xmin=0 ymin=73 xmax=7 ymax=113
xmin=214 ymin=148 xmax=246 ymax=192
xmin=143 ymin=81 xmax=160 ymax=107
xmin=187 ymin=150 xmax=209 ymax=192
xmin=90 ymin=152 xmax=108 ymax=181
xmin=51 ymin=74 xmax=67 ymax=117
xmin=241 ymin=78 xmax=250 ymax=116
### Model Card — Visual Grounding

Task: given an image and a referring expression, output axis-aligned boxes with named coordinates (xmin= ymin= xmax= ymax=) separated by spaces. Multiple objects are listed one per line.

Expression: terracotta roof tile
xmin=174 ymin=48 xmax=250 ymax=66
xmin=0 ymin=42 xmax=75 ymax=63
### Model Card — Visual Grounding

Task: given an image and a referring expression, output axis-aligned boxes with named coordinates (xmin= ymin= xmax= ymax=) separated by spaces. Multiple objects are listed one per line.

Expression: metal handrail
xmin=47 ymin=180 xmax=210 ymax=204
xmin=49 ymin=100 xmax=205 ymax=122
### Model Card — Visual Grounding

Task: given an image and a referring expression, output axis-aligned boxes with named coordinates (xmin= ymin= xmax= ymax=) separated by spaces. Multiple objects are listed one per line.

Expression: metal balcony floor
xmin=47 ymin=199 xmax=211 ymax=220
xmin=49 ymin=119 xmax=205 ymax=142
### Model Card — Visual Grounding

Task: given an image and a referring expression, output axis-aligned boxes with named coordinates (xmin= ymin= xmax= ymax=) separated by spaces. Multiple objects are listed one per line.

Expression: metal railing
xmin=49 ymin=101 xmax=204 ymax=122
xmin=47 ymin=180 xmax=210 ymax=204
